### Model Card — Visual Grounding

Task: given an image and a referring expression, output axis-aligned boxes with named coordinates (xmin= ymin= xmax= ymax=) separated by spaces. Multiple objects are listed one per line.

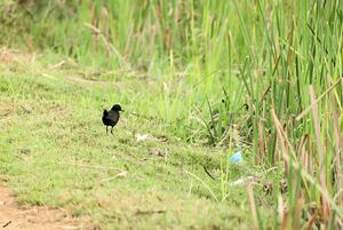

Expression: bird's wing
xmin=108 ymin=110 xmax=119 ymax=122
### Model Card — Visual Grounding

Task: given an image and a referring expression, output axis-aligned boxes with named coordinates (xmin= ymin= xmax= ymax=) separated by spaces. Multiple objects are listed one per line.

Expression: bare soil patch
xmin=0 ymin=186 xmax=94 ymax=230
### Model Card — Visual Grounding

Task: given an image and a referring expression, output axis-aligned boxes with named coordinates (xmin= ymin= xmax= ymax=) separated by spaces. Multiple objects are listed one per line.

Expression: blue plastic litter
xmin=229 ymin=151 xmax=243 ymax=164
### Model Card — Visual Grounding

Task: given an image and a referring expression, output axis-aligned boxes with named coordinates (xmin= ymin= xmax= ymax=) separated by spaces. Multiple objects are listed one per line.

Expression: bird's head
xmin=111 ymin=104 xmax=123 ymax=112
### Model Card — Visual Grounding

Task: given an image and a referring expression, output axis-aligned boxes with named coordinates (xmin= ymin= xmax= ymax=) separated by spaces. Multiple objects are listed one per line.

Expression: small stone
xmin=150 ymin=148 xmax=165 ymax=157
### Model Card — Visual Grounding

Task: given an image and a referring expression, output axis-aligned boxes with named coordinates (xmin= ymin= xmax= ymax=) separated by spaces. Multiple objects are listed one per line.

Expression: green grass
xmin=0 ymin=56 xmax=277 ymax=228
xmin=0 ymin=0 xmax=343 ymax=228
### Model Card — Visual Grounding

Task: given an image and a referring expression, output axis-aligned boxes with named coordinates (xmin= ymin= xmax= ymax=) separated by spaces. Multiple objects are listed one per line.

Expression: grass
xmin=0 ymin=0 xmax=343 ymax=229
xmin=0 ymin=53 xmax=274 ymax=228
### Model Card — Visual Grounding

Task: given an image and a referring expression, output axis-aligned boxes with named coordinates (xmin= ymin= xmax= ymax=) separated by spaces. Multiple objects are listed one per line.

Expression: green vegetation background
xmin=0 ymin=0 xmax=342 ymax=229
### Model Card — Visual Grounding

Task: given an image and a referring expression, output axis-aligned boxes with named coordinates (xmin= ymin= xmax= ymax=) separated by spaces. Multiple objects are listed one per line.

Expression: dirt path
xmin=0 ymin=186 xmax=93 ymax=230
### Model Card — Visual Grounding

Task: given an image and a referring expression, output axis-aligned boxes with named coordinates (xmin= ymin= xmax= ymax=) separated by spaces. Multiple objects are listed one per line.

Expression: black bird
xmin=102 ymin=104 xmax=123 ymax=134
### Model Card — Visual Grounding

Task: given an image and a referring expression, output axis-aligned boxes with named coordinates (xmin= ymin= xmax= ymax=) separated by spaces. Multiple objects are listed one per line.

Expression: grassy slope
xmin=0 ymin=52 xmax=281 ymax=229
xmin=1 ymin=1 xmax=342 ymax=228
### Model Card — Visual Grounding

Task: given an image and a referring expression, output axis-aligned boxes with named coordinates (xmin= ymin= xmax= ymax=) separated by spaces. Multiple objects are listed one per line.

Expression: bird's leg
xmin=106 ymin=126 xmax=108 ymax=134
xmin=111 ymin=126 xmax=114 ymax=135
